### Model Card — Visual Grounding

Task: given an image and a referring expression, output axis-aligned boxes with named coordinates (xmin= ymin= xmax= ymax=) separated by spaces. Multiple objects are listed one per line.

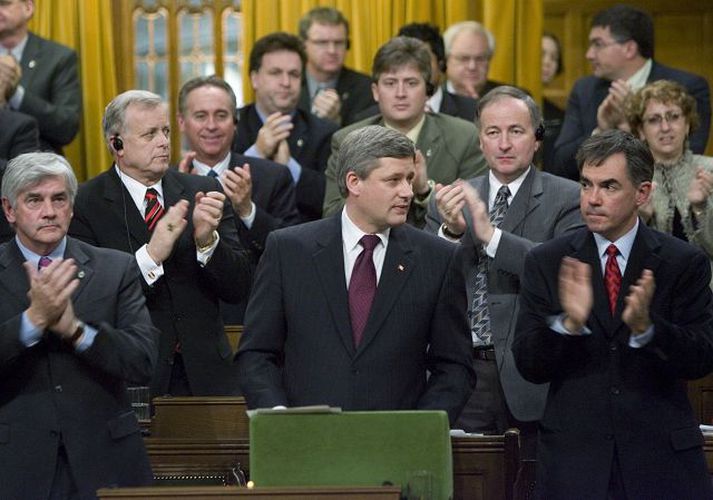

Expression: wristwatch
xmin=69 ymin=320 xmax=85 ymax=344
xmin=195 ymin=230 xmax=218 ymax=252
xmin=441 ymin=222 xmax=464 ymax=239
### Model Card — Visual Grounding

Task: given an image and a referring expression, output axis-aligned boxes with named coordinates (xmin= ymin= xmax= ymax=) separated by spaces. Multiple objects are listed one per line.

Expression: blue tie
xmin=207 ymin=170 xmax=219 ymax=178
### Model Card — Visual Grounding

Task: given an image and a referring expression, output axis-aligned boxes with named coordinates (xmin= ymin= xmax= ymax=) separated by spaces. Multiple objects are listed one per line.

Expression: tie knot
xmin=38 ymin=256 xmax=52 ymax=270
xmin=496 ymin=185 xmax=511 ymax=199
xmin=359 ymin=234 xmax=380 ymax=252
xmin=145 ymin=188 xmax=159 ymax=201
xmin=207 ymin=169 xmax=219 ymax=178
xmin=606 ymin=244 xmax=619 ymax=258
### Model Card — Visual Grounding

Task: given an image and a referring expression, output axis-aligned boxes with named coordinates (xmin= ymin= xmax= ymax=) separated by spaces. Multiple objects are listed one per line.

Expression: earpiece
xmin=426 ymin=81 xmax=435 ymax=97
xmin=111 ymin=135 xmax=124 ymax=151
xmin=535 ymin=123 xmax=545 ymax=141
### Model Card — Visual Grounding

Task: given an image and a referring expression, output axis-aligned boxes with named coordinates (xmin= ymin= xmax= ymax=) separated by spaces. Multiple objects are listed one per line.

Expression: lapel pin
xmin=28 ymin=60 xmax=36 ymax=69
xmin=398 ymin=264 xmax=405 ymax=272
xmin=426 ymin=148 xmax=432 ymax=158
xmin=77 ymin=270 xmax=85 ymax=279
xmin=297 ymin=138 xmax=304 ymax=148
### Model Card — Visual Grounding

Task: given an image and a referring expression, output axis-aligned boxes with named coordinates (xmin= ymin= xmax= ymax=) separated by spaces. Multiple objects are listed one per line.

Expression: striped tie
xmin=144 ymin=188 xmax=164 ymax=231
xmin=604 ymin=244 xmax=622 ymax=315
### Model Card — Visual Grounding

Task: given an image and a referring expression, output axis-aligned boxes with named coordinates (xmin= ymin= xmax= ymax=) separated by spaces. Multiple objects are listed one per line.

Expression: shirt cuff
xmin=548 ymin=313 xmax=592 ymax=336
xmin=239 ymin=202 xmax=257 ymax=229
xmin=136 ymin=244 xmax=164 ymax=285
xmin=485 ymin=227 xmax=502 ymax=258
xmin=286 ymin=157 xmax=302 ymax=184
xmin=74 ymin=323 xmax=99 ymax=352
xmin=8 ymin=84 xmax=24 ymax=110
xmin=244 ymin=144 xmax=262 ymax=159
xmin=20 ymin=311 xmax=43 ymax=347
xmin=196 ymin=231 xmax=220 ymax=266
xmin=628 ymin=325 xmax=655 ymax=348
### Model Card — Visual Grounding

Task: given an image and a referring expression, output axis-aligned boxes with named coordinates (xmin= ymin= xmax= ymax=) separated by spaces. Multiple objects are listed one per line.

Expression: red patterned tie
xmin=348 ymin=235 xmax=380 ymax=347
xmin=604 ymin=244 xmax=622 ymax=315
xmin=144 ymin=188 xmax=164 ymax=231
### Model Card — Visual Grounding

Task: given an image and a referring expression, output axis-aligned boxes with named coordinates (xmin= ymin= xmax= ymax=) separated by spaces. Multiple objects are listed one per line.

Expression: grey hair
xmin=102 ymin=90 xmax=164 ymax=148
xmin=477 ymin=86 xmax=543 ymax=133
xmin=336 ymin=125 xmax=416 ymax=198
xmin=443 ymin=21 xmax=495 ymax=58
xmin=2 ymin=152 xmax=78 ymax=207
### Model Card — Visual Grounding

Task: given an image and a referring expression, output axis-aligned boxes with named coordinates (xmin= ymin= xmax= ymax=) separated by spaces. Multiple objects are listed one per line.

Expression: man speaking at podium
xmin=236 ymin=126 xmax=475 ymax=424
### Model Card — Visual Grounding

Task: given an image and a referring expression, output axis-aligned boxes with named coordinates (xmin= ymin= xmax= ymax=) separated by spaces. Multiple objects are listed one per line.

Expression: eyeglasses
xmin=643 ymin=111 xmax=684 ymax=127
xmin=588 ymin=39 xmax=628 ymax=51
xmin=306 ymin=39 xmax=347 ymax=50
xmin=450 ymin=54 xmax=490 ymax=65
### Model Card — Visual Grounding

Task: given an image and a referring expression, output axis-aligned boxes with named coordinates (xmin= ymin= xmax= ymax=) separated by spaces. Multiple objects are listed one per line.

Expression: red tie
xmin=604 ymin=244 xmax=622 ymax=315
xmin=144 ymin=188 xmax=164 ymax=231
xmin=349 ymin=235 xmax=380 ymax=347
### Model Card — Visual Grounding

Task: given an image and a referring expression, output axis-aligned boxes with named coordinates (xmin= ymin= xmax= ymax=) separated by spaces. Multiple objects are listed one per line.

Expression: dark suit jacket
xmin=0 ymin=237 xmax=156 ymax=498
xmin=298 ymin=66 xmax=375 ymax=126
xmin=195 ymin=152 xmax=300 ymax=258
xmin=16 ymin=32 xmax=81 ymax=152
xmin=235 ymin=215 xmax=476 ymax=424
xmin=513 ymin=225 xmax=713 ymax=499
xmin=68 ymin=168 xmax=253 ymax=397
xmin=553 ymin=61 xmax=711 ymax=180
xmin=323 ymin=113 xmax=487 ymax=227
xmin=232 ymin=104 xmax=338 ymax=221
xmin=0 ymin=109 xmax=39 ymax=242
xmin=425 ymin=168 xmax=583 ymax=421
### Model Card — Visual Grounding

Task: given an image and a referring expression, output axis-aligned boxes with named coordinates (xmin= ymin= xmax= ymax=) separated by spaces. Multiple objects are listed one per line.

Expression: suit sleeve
xmin=76 ymin=256 xmax=158 ymax=384
xmin=9 ymin=113 xmax=39 ymax=158
xmin=234 ymin=231 xmax=289 ymax=408
xmin=686 ymin=75 xmax=711 ymax=154
xmin=552 ymin=81 xmax=588 ymax=181
xmin=416 ymin=244 xmax=476 ymax=424
xmin=322 ymin=131 xmax=346 ymax=217
xmin=236 ymin=166 xmax=299 ymax=258
xmin=19 ymin=48 xmax=81 ymax=148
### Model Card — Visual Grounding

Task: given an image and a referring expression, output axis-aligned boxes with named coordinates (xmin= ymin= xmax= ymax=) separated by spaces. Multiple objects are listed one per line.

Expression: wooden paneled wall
xmin=543 ymin=0 xmax=713 ymax=154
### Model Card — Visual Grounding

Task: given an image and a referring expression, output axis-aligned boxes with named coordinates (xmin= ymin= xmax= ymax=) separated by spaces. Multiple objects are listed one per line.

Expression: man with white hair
xmin=444 ymin=21 xmax=507 ymax=99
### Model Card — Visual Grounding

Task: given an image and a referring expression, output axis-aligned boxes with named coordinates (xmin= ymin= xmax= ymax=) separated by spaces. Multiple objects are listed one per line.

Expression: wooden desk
xmin=97 ymin=485 xmax=402 ymax=499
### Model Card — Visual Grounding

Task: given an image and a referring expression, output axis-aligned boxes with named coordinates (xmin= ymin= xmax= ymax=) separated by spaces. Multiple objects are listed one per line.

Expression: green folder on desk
xmin=249 ymin=409 xmax=452 ymax=499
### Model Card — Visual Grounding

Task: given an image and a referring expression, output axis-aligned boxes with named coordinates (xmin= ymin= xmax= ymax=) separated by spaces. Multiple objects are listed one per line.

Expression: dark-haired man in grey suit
xmin=426 ymin=87 xmax=583 ymax=446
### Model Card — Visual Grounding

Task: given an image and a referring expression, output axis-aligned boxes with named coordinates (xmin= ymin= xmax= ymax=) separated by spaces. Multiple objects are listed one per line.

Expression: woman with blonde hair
xmin=627 ymin=79 xmax=712 ymax=283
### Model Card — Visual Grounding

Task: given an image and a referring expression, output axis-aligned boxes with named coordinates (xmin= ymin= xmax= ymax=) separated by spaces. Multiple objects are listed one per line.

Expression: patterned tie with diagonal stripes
xmin=469 ymin=185 xmax=511 ymax=346
xmin=604 ymin=244 xmax=622 ymax=315
xmin=144 ymin=188 xmax=164 ymax=232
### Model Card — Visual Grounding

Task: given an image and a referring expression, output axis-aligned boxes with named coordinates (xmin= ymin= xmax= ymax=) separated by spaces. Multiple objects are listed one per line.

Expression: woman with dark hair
xmin=627 ymin=79 xmax=713 ymax=284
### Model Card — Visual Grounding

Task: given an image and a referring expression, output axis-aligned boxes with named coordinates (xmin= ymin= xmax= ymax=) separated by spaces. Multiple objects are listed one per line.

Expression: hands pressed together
xmin=24 ymin=258 xmax=80 ymax=341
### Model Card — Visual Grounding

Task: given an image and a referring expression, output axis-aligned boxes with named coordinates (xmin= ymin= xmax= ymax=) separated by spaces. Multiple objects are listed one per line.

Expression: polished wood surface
xmin=97 ymin=485 xmax=402 ymax=499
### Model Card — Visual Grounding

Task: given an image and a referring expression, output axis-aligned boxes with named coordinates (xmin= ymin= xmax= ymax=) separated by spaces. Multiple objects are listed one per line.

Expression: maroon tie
xmin=349 ymin=235 xmax=380 ymax=347
xmin=144 ymin=188 xmax=164 ymax=231
xmin=604 ymin=244 xmax=622 ymax=315
xmin=38 ymin=256 xmax=52 ymax=271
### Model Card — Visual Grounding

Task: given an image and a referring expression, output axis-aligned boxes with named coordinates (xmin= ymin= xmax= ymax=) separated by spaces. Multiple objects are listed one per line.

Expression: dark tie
xmin=470 ymin=185 xmax=511 ymax=346
xmin=144 ymin=188 xmax=164 ymax=231
xmin=349 ymin=235 xmax=380 ymax=347
xmin=604 ymin=244 xmax=622 ymax=315
xmin=207 ymin=169 xmax=219 ymax=178
xmin=38 ymin=256 xmax=52 ymax=271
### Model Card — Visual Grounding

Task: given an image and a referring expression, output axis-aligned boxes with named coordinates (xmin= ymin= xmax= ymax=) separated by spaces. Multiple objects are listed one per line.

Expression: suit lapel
xmin=64 ymin=238 xmax=93 ymax=302
xmin=415 ymin=115 xmax=442 ymax=166
xmin=313 ymin=216 xmax=355 ymax=356
xmin=500 ymin=167 xmax=541 ymax=234
xmin=570 ymin=229 xmax=614 ymax=335
xmin=0 ymin=242 xmax=30 ymax=311
xmin=19 ymin=33 xmax=40 ymax=88
xmin=289 ymin=111 xmax=309 ymax=162
xmin=356 ymin=226 xmax=414 ymax=357
xmin=106 ymin=169 xmax=150 ymax=246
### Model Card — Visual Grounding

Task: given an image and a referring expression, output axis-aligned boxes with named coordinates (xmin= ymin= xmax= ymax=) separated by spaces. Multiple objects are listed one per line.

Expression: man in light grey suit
xmin=323 ymin=36 xmax=487 ymax=227
xmin=426 ymin=86 xmax=583 ymax=448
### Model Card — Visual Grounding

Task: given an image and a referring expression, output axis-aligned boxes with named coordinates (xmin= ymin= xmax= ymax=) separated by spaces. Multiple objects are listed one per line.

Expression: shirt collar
xmin=192 ymin=152 xmax=231 ymax=183
xmin=114 ymin=164 xmax=164 ymax=211
xmin=255 ymin=103 xmax=296 ymax=123
xmin=2 ymin=34 xmax=27 ymax=60
xmin=341 ymin=207 xmax=390 ymax=253
xmin=427 ymin=86 xmax=444 ymax=112
xmin=16 ymin=235 xmax=67 ymax=268
xmin=627 ymin=58 xmax=653 ymax=92
xmin=487 ymin=166 xmax=531 ymax=207
xmin=383 ymin=113 xmax=426 ymax=144
xmin=593 ymin=218 xmax=640 ymax=261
